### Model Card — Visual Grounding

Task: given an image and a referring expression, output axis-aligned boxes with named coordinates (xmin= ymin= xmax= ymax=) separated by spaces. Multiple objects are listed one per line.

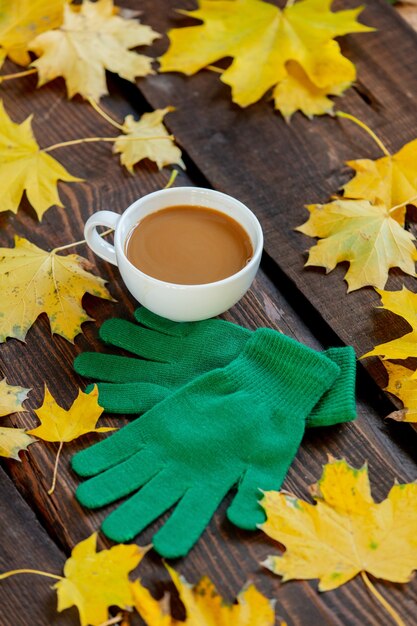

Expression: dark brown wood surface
xmin=1 ymin=1 xmax=417 ymax=625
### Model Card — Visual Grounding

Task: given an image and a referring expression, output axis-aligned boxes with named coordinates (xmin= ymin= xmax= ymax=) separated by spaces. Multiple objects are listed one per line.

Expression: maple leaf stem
xmin=164 ymin=169 xmax=179 ymax=189
xmin=361 ymin=572 xmax=406 ymax=626
xmin=206 ymin=65 xmax=224 ymax=74
xmin=389 ymin=193 xmax=417 ymax=213
xmin=48 ymin=440 xmax=64 ymax=495
xmin=44 ymin=137 xmax=119 ymax=151
xmin=0 ymin=568 xmax=63 ymax=581
xmin=0 ymin=68 xmax=38 ymax=83
xmin=51 ymin=228 xmax=114 ymax=254
xmin=88 ymin=98 xmax=125 ymax=131
xmin=43 ymin=135 xmax=174 ymax=153
xmin=336 ymin=112 xmax=391 ymax=158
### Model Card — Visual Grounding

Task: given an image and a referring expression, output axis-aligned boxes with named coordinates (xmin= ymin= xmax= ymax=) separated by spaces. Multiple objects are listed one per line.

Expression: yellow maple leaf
xmin=296 ymin=199 xmax=417 ymax=291
xmin=114 ymin=107 xmax=184 ymax=173
xmin=0 ymin=426 xmax=35 ymax=460
xmin=28 ymin=385 xmax=114 ymax=443
xmin=0 ymin=0 xmax=64 ymax=67
xmin=27 ymin=385 xmax=115 ymax=493
xmin=0 ymin=378 xmax=30 ymax=417
xmin=54 ymin=533 xmax=146 ymax=626
xmin=0 ymin=99 xmax=81 ymax=219
xmin=0 ymin=378 xmax=34 ymax=460
xmin=343 ymin=138 xmax=417 ymax=225
xmin=0 ymin=236 xmax=113 ymax=344
xmin=159 ymin=0 xmax=372 ymax=118
xmin=131 ymin=564 xmax=276 ymax=626
xmin=383 ymin=362 xmax=417 ymax=422
xmin=29 ymin=0 xmax=160 ymax=100
xmin=273 ymin=57 xmax=351 ymax=121
xmin=362 ymin=287 xmax=417 ymax=375
xmin=260 ymin=458 xmax=417 ymax=593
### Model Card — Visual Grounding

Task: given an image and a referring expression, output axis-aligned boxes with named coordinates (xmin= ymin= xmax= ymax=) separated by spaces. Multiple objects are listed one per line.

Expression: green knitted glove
xmin=72 ymin=329 xmax=340 ymax=558
xmin=74 ymin=309 xmax=357 ymax=427
xmin=74 ymin=307 xmax=250 ymax=413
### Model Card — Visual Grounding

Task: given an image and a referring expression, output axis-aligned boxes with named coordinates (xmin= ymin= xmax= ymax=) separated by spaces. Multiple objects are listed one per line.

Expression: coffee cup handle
xmin=84 ymin=211 xmax=121 ymax=266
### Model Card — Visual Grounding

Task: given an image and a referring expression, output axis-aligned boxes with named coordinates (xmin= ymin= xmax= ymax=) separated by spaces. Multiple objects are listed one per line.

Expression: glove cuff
xmin=307 ymin=346 xmax=357 ymax=427
xmin=228 ymin=328 xmax=340 ymax=417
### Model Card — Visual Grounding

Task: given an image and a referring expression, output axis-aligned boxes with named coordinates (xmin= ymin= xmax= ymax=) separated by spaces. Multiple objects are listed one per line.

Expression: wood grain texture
xmin=0 ymin=468 xmax=76 ymax=625
xmin=1 ymin=2 xmax=417 ymax=624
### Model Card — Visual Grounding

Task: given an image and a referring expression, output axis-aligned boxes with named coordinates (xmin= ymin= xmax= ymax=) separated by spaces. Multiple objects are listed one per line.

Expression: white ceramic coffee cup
xmin=84 ymin=187 xmax=263 ymax=321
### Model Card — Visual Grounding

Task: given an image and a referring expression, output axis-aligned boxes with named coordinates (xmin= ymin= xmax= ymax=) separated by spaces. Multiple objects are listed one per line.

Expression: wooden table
xmin=1 ymin=1 xmax=417 ymax=624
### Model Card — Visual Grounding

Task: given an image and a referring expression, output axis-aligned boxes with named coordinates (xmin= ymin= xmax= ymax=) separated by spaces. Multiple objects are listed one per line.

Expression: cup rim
xmin=114 ymin=187 xmax=264 ymax=289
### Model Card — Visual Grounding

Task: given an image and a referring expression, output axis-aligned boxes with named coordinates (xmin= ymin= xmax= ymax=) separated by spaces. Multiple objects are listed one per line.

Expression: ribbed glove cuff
xmin=228 ymin=328 xmax=340 ymax=417
xmin=307 ymin=346 xmax=357 ymax=427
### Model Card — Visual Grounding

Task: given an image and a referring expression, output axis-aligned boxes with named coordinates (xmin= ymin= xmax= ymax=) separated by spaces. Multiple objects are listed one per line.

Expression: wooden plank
xmin=0 ymin=22 xmax=416 ymax=624
xmin=131 ymin=0 xmax=417 ymax=393
xmin=0 ymin=467 xmax=76 ymax=625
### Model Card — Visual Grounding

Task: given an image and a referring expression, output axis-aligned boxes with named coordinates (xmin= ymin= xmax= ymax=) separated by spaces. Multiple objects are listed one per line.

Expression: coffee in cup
xmin=125 ymin=205 xmax=253 ymax=285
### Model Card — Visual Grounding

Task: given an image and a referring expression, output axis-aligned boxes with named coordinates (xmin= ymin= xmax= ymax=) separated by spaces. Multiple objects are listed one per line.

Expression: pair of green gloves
xmin=72 ymin=309 xmax=356 ymax=558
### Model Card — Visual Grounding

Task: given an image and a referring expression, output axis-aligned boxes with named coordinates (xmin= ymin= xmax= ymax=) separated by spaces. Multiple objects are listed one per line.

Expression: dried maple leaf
xmin=362 ymin=287 xmax=417 ymax=374
xmin=0 ymin=378 xmax=30 ymax=417
xmin=383 ymin=362 xmax=417 ymax=422
xmin=342 ymin=138 xmax=417 ymax=225
xmin=296 ymin=199 xmax=417 ymax=291
xmin=29 ymin=0 xmax=160 ymax=100
xmin=114 ymin=107 xmax=184 ymax=173
xmin=131 ymin=564 xmax=276 ymax=626
xmin=0 ymin=426 xmax=35 ymax=460
xmin=54 ymin=533 xmax=146 ymax=626
xmin=27 ymin=385 xmax=115 ymax=493
xmin=260 ymin=458 xmax=417 ymax=591
xmin=159 ymin=0 xmax=372 ymax=118
xmin=0 ymin=0 xmax=64 ymax=67
xmin=0 ymin=99 xmax=81 ymax=219
xmin=0 ymin=378 xmax=34 ymax=460
xmin=0 ymin=236 xmax=113 ymax=344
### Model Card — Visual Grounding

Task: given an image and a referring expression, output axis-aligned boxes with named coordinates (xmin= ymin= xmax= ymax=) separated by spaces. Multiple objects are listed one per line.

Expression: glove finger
xmin=134 ymin=308 xmax=194 ymax=337
xmin=71 ymin=419 xmax=145 ymax=477
xmin=74 ymin=353 xmax=174 ymax=383
xmin=94 ymin=382 xmax=169 ymax=414
xmin=101 ymin=469 xmax=188 ymax=543
xmin=76 ymin=448 xmax=163 ymax=508
xmin=100 ymin=319 xmax=182 ymax=362
xmin=153 ymin=483 xmax=232 ymax=558
xmin=227 ymin=468 xmax=284 ymax=530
